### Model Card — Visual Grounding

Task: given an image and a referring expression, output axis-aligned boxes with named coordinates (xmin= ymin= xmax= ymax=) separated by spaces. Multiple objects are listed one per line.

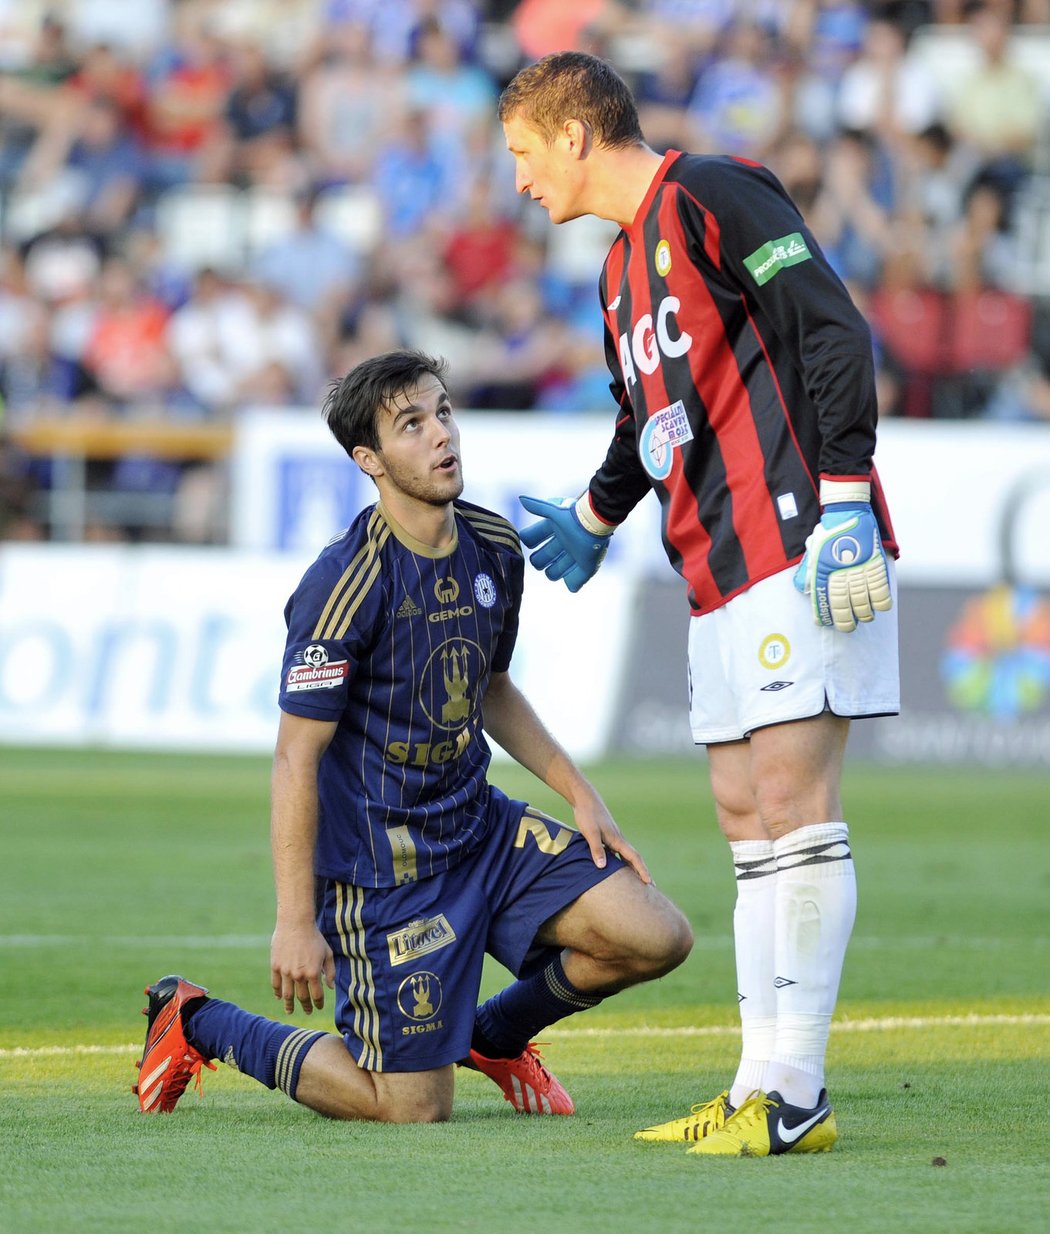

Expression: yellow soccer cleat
xmin=687 ymin=1089 xmax=837 ymax=1157
xmin=634 ymin=1090 xmax=733 ymax=1143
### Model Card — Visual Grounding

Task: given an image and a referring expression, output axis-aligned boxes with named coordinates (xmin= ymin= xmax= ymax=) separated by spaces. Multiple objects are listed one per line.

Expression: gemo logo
xmin=618 ymin=295 xmax=692 ymax=386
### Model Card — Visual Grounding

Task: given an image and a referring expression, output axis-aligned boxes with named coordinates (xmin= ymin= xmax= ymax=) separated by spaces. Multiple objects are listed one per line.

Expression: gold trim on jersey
xmin=378 ymin=501 xmax=458 ymax=559
xmin=312 ymin=507 xmax=391 ymax=640
xmin=385 ymin=824 xmax=419 ymax=884
xmin=335 ymin=881 xmax=383 ymax=1071
xmin=459 ymin=507 xmax=522 ymax=555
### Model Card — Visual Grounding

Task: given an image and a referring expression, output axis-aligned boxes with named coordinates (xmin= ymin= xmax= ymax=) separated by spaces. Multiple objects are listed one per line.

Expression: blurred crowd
xmin=1 ymin=0 xmax=1050 ymax=542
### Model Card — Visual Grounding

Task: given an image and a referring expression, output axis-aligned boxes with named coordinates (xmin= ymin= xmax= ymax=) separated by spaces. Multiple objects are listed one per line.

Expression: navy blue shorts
xmin=317 ymin=785 xmax=623 ymax=1072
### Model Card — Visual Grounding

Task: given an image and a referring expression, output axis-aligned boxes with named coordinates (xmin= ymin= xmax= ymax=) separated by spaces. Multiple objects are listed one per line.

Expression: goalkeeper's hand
xmin=518 ymin=493 xmax=616 ymax=593
xmin=793 ymin=479 xmax=892 ymax=633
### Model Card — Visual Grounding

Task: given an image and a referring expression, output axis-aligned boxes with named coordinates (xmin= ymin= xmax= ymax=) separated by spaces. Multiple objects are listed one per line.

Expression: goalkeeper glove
xmin=518 ymin=493 xmax=616 ymax=593
xmin=793 ymin=479 xmax=893 ymax=633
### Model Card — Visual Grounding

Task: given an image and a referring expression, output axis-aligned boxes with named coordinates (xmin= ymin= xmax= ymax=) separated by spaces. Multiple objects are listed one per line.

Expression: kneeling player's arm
xmin=270 ymin=711 xmax=338 ymax=1012
xmin=271 ymin=711 xmax=337 ymax=924
xmin=481 ymin=673 xmax=651 ymax=883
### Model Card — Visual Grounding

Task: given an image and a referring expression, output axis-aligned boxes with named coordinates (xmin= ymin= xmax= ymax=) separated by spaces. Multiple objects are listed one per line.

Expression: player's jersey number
xmin=514 ymin=813 xmax=573 ymax=856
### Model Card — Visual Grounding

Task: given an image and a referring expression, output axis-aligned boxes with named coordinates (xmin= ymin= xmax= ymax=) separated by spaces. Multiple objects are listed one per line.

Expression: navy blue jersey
xmin=279 ymin=499 xmax=524 ymax=888
xmin=590 ymin=150 xmax=897 ymax=615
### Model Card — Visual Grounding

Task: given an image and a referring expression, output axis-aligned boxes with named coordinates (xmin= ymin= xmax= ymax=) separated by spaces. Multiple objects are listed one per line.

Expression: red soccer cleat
xmin=133 ymin=975 xmax=216 ymax=1114
xmin=468 ymin=1042 xmax=574 ymax=1115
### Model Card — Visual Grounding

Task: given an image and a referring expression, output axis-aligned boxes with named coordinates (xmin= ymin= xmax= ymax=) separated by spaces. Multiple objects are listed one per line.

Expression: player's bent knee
xmin=372 ymin=1067 xmax=456 ymax=1124
xmin=603 ymin=893 xmax=693 ymax=981
xmin=643 ymin=899 xmax=693 ymax=975
xmin=374 ymin=1094 xmax=452 ymax=1124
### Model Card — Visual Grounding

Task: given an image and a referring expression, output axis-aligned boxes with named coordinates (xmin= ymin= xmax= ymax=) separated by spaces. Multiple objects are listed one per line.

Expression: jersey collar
xmin=628 ymin=148 xmax=681 ymax=236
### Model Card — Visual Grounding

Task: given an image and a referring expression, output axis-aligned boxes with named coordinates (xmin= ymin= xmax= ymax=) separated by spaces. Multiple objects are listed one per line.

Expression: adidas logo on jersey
xmin=396 ymin=595 xmax=423 ymax=618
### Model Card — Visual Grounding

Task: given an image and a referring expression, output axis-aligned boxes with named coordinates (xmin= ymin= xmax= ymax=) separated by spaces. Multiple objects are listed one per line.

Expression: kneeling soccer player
xmin=133 ymin=349 xmax=692 ymax=1122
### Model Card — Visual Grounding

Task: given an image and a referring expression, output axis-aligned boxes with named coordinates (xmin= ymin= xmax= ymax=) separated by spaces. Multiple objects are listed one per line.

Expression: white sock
xmin=728 ymin=839 xmax=777 ymax=1110
xmin=764 ymin=822 xmax=856 ymax=1108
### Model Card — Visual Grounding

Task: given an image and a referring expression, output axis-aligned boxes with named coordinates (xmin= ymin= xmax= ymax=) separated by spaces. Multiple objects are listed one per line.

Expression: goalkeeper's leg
xmin=746 ymin=713 xmax=855 ymax=1111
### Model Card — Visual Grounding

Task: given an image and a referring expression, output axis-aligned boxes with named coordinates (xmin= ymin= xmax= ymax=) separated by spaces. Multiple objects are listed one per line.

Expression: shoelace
xmin=521 ymin=1042 xmax=554 ymax=1087
xmin=727 ymin=1090 xmax=776 ymax=1129
xmin=687 ymin=1090 xmax=728 ymax=1117
xmin=177 ymin=1050 xmax=217 ymax=1101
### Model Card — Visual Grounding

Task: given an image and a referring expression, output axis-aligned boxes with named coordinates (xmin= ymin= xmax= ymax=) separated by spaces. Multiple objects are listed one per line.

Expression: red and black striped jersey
xmin=588 ymin=149 xmax=897 ymax=614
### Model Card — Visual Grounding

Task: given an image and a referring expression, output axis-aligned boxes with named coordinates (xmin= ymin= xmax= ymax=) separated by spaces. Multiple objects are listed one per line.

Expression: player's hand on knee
xmin=793 ymin=480 xmax=892 ymax=633
xmin=270 ymin=922 xmax=335 ymax=1016
xmin=519 ymin=494 xmax=615 ymax=592
xmin=574 ymin=793 xmax=652 ymax=885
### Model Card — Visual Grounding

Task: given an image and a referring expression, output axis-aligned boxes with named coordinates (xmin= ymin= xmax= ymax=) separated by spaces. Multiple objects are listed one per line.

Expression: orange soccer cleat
xmin=468 ymin=1042 xmax=574 ymax=1115
xmin=133 ymin=975 xmax=216 ymax=1114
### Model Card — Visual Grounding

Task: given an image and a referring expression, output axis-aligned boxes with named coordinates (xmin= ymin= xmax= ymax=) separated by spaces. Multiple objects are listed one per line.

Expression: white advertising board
xmin=0 ymin=543 xmax=630 ymax=760
xmin=231 ymin=411 xmax=1050 ymax=587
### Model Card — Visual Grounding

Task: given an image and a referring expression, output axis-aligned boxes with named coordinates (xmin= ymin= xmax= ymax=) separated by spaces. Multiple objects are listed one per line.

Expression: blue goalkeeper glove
xmin=518 ymin=494 xmax=616 ymax=593
xmin=793 ymin=479 xmax=893 ymax=633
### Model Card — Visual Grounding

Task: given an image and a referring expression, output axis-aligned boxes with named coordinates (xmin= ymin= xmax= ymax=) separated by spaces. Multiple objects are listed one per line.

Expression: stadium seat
xmin=154 ymin=185 xmax=247 ymax=271
xmin=242 ymin=189 xmax=299 ymax=256
xmin=870 ymin=288 xmax=947 ymax=376
xmin=312 ymin=186 xmax=382 ymax=255
xmin=949 ymin=290 xmax=1032 ymax=373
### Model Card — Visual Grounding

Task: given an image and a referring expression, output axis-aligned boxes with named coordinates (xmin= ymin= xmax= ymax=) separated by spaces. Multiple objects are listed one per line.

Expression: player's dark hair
xmin=323 ymin=349 xmax=450 ymax=457
xmin=498 ymin=51 xmax=644 ymax=150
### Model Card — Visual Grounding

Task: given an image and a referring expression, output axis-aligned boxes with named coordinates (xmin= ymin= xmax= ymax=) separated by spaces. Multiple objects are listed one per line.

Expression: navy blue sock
xmin=186 ymin=999 xmax=327 ymax=1100
xmin=472 ymin=955 xmax=603 ymax=1059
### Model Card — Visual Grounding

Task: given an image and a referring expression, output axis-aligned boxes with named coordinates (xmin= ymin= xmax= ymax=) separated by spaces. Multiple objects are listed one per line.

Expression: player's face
xmin=372 ymin=376 xmax=463 ymax=506
xmin=503 ymin=114 xmax=584 ymax=225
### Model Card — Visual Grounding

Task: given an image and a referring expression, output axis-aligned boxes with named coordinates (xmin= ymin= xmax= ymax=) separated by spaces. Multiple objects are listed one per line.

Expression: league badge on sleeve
xmin=286 ymin=643 xmax=349 ymax=692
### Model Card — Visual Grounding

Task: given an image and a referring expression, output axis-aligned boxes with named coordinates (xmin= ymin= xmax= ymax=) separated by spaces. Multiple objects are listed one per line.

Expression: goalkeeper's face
xmin=360 ymin=376 xmax=463 ymax=507
xmin=503 ymin=113 xmax=587 ymax=225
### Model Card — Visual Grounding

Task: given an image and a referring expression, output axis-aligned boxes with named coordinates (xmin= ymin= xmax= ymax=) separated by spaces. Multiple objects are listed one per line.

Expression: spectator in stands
xmin=297 ymin=21 xmax=404 ymax=187
xmin=206 ymin=40 xmax=299 ymax=189
xmin=64 ymin=41 xmax=146 ymax=130
xmin=945 ymin=2 xmax=1041 ymax=199
xmin=18 ymin=95 xmax=148 ymax=239
xmin=169 ymin=269 xmax=323 ymax=413
xmin=936 ymin=175 xmax=1018 ymax=292
xmin=405 ymin=17 xmax=497 ymax=166
xmin=633 ymin=39 xmax=702 ymax=154
xmin=686 ymin=19 xmax=787 ymax=159
xmin=781 ymin=0 xmax=869 ymax=142
xmin=139 ymin=13 xmax=231 ymax=192
xmin=466 ymin=273 xmax=570 ymax=410
xmin=898 ymin=121 xmax=972 ymax=234
xmin=373 ymin=107 xmax=457 ymax=238
xmin=252 ymin=187 xmax=361 ymax=341
xmin=835 ymin=17 xmax=941 ymax=149
xmin=509 ymin=0 xmax=626 ymax=61
xmin=317 ymin=0 xmax=482 ymax=66
xmin=441 ymin=177 xmax=522 ymax=324
xmin=81 ymin=255 xmax=176 ymax=408
xmin=0 ymin=16 xmax=79 ymax=188
xmin=807 ymin=127 xmax=896 ymax=288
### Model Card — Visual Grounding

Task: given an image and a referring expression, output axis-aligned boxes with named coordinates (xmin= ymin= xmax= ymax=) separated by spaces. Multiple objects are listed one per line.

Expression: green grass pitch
xmin=2 ymin=746 xmax=1048 ymax=1233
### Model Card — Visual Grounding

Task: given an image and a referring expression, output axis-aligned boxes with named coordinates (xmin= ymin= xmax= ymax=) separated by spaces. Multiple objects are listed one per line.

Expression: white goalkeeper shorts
xmin=687 ymin=561 xmax=900 ymax=744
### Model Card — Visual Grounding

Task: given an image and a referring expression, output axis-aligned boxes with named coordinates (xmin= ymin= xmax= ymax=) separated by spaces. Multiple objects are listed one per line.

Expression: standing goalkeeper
xmin=499 ymin=52 xmax=899 ymax=1157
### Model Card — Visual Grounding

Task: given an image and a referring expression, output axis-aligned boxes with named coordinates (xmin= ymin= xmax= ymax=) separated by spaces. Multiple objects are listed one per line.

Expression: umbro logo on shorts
xmin=760 ymin=680 xmax=794 ymax=692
